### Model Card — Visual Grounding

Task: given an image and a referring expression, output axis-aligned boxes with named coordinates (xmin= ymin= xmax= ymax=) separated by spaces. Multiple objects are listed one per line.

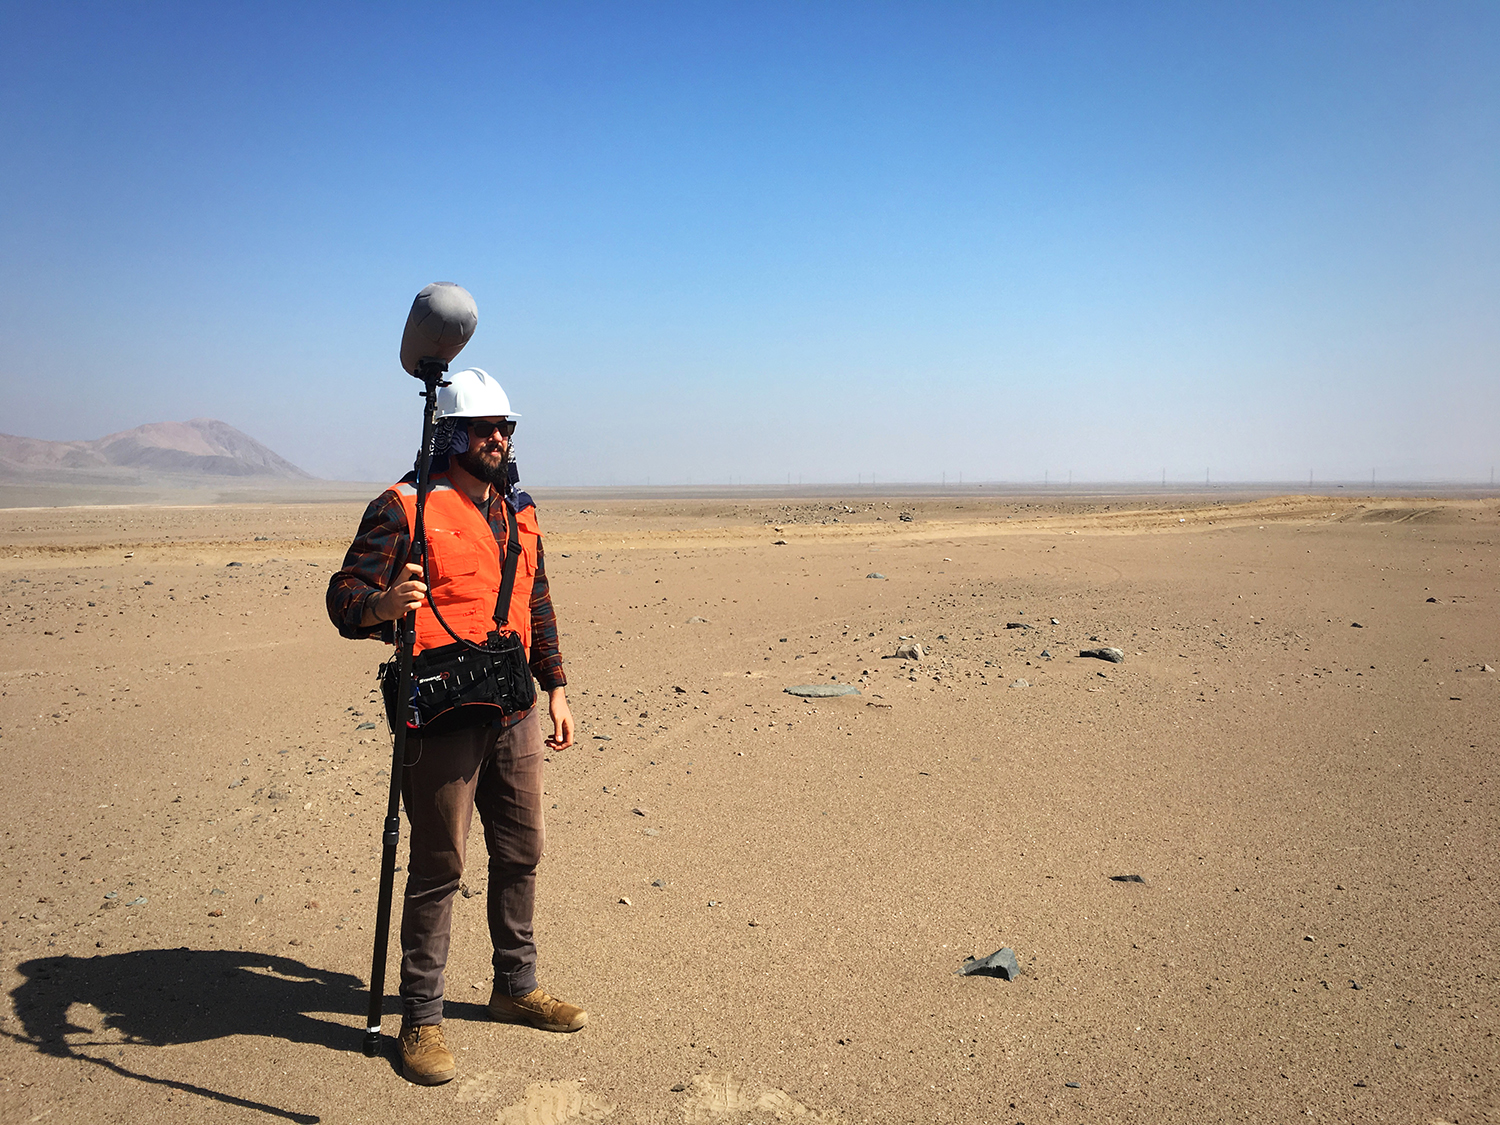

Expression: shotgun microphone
xmin=399 ymin=282 xmax=478 ymax=376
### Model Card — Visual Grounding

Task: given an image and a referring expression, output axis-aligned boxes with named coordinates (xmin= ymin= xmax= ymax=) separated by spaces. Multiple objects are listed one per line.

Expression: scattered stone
xmin=1080 ymin=647 xmax=1125 ymax=663
xmin=1426 ymin=597 xmax=1438 ymax=603
xmin=1051 ymin=618 xmax=1060 ymax=625
xmin=1350 ymin=980 xmax=1362 ymax=990
xmin=672 ymin=685 xmax=686 ymax=693
xmin=255 ymin=894 xmax=265 ymax=904
xmin=228 ymin=778 xmax=245 ymax=789
xmin=211 ymin=887 xmax=226 ymax=896
xmin=1351 ymin=622 xmax=1363 ymax=628
xmin=208 ymin=908 xmax=223 ymax=917
xmin=593 ymin=734 xmax=613 ymax=741
xmin=1005 ymin=622 xmax=1031 ymax=630
xmin=773 ymin=539 xmax=787 ymax=546
xmin=127 ymin=897 xmax=147 ymax=906
xmin=866 ymin=572 xmax=886 ymax=579
xmin=1303 ymin=934 xmax=1314 ymax=942
xmin=651 ymin=878 xmax=665 ymax=888
xmin=670 ymin=1083 xmax=687 ymax=1093
xmin=619 ymin=897 xmax=632 ymax=906
xmin=898 ymin=512 xmax=913 ymax=522
xmin=632 ymin=807 xmax=648 ymax=817
xmin=894 ymin=642 xmax=925 ymax=660
xmin=1065 ymin=1082 xmax=1081 ymax=1089
xmin=686 ymin=616 xmax=708 ymax=624
xmin=103 ymin=891 xmax=118 ymax=900
xmin=1009 ymin=679 xmax=1029 ymax=689
xmin=784 ymin=683 xmax=861 ymax=698
xmin=1394 ymin=1040 xmax=1404 ymax=1049
xmin=1484 ymin=664 xmax=1495 ymax=673
xmin=459 ymin=883 xmax=479 ymax=898
xmin=1040 ymin=649 xmax=1052 ymax=658
xmin=958 ymin=947 xmax=1020 ymax=980
xmin=707 ymin=900 xmax=720 ymax=907
xmin=226 ymin=561 xmax=242 ymax=567
xmin=642 ymin=828 xmax=660 ymax=837
xmin=1109 ymin=874 xmax=1146 ymax=884
xmin=355 ymin=721 xmax=377 ymax=730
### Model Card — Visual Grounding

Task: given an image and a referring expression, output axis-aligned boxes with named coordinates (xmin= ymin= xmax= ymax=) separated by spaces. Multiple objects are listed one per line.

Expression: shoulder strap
xmin=493 ymin=499 xmax=524 ymax=631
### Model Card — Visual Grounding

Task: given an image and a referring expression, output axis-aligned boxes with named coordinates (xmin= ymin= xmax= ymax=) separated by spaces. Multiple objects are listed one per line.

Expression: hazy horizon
xmin=2 ymin=4 xmax=1496 ymax=487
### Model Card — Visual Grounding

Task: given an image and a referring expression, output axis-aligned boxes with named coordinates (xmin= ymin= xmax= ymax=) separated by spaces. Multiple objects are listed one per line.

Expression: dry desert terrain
xmin=1 ymin=491 xmax=1496 ymax=1124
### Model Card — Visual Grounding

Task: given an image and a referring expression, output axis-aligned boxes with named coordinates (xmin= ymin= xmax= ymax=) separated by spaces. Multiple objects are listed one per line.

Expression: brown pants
xmin=399 ymin=706 xmax=545 ymax=1025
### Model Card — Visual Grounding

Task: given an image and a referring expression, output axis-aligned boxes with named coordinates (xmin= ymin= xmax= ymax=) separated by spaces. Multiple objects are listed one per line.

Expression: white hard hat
xmin=435 ymin=368 xmax=520 ymax=420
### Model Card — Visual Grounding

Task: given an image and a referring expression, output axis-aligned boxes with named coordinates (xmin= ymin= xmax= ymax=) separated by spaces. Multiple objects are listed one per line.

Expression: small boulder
xmin=958 ymin=947 xmax=1020 ymax=980
xmin=784 ymin=684 xmax=861 ymax=698
xmin=894 ymin=642 xmax=925 ymax=661
xmin=1080 ymin=647 xmax=1125 ymax=663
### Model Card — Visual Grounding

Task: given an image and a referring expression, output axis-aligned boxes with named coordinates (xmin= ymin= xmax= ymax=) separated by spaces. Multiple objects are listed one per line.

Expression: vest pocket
xmin=425 ymin=527 xmax=486 ymax=583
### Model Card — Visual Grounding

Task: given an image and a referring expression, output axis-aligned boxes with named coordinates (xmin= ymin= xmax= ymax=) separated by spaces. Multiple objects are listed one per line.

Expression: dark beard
xmin=454 ymin=447 xmax=510 ymax=487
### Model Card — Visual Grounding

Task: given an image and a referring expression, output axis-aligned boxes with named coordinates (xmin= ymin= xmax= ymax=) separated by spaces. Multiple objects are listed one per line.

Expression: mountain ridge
xmin=0 ymin=419 xmax=313 ymax=481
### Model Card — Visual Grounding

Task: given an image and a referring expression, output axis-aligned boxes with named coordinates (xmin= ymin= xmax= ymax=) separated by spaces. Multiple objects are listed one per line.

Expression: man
xmin=326 ymin=368 xmax=585 ymax=1086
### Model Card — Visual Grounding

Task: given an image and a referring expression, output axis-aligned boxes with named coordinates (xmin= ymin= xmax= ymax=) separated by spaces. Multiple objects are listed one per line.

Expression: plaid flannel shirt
xmin=325 ymin=475 xmax=566 ymax=692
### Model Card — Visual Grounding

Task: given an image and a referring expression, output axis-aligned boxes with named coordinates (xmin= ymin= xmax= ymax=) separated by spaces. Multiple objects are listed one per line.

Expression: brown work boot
xmin=487 ymin=985 xmax=588 ymax=1032
xmin=399 ymin=1022 xmax=456 ymax=1085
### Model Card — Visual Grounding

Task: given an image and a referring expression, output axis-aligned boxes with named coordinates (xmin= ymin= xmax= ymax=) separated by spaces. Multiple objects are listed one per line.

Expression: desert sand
xmin=1 ymin=490 xmax=1495 ymax=1124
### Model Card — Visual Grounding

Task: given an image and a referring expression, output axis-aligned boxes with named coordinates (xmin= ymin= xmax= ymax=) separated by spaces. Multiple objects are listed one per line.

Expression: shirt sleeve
xmin=326 ymin=489 xmax=409 ymax=642
xmin=527 ymin=539 xmax=566 ymax=690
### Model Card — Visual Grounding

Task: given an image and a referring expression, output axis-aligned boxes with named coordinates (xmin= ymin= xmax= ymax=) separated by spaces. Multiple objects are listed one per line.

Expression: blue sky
xmin=2 ymin=2 xmax=1495 ymax=484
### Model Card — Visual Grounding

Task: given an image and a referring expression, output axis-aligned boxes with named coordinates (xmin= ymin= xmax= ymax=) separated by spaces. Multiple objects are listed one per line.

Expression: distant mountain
xmin=0 ymin=419 xmax=314 ymax=481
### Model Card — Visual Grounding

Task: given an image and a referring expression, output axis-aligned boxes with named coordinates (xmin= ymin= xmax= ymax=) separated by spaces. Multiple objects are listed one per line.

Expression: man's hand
xmin=545 ymin=686 xmax=574 ymax=750
xmin=361 ymin=563 xmax=427 ymax=627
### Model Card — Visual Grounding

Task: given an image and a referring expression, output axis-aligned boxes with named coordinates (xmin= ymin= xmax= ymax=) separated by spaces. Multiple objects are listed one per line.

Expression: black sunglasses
xmin=467 ymin=418 xmax=515 ymax=439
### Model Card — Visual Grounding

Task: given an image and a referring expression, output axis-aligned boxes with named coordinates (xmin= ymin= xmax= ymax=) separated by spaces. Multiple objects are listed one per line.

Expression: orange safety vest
xmin=390 ymin=474 xmax=542 ymax=656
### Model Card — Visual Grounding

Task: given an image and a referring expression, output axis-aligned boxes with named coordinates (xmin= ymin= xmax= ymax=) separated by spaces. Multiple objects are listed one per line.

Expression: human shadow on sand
xmin=5 ymin=946 xmax=455 ymax=1123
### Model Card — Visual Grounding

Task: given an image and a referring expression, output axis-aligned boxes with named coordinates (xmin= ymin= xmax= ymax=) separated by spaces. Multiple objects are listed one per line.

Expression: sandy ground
xmin=1 ymin=491 xmax=1496 ymax=1125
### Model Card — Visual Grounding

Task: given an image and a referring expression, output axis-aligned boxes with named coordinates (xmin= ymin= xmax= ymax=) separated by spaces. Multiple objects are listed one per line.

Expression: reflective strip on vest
xmin=390 ymin=476 xmax=540 ymax=656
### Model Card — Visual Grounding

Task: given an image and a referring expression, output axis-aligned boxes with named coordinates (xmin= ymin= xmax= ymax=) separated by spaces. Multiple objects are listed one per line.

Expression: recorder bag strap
xmin=492 ymin=498 xmax=524 ymax=633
